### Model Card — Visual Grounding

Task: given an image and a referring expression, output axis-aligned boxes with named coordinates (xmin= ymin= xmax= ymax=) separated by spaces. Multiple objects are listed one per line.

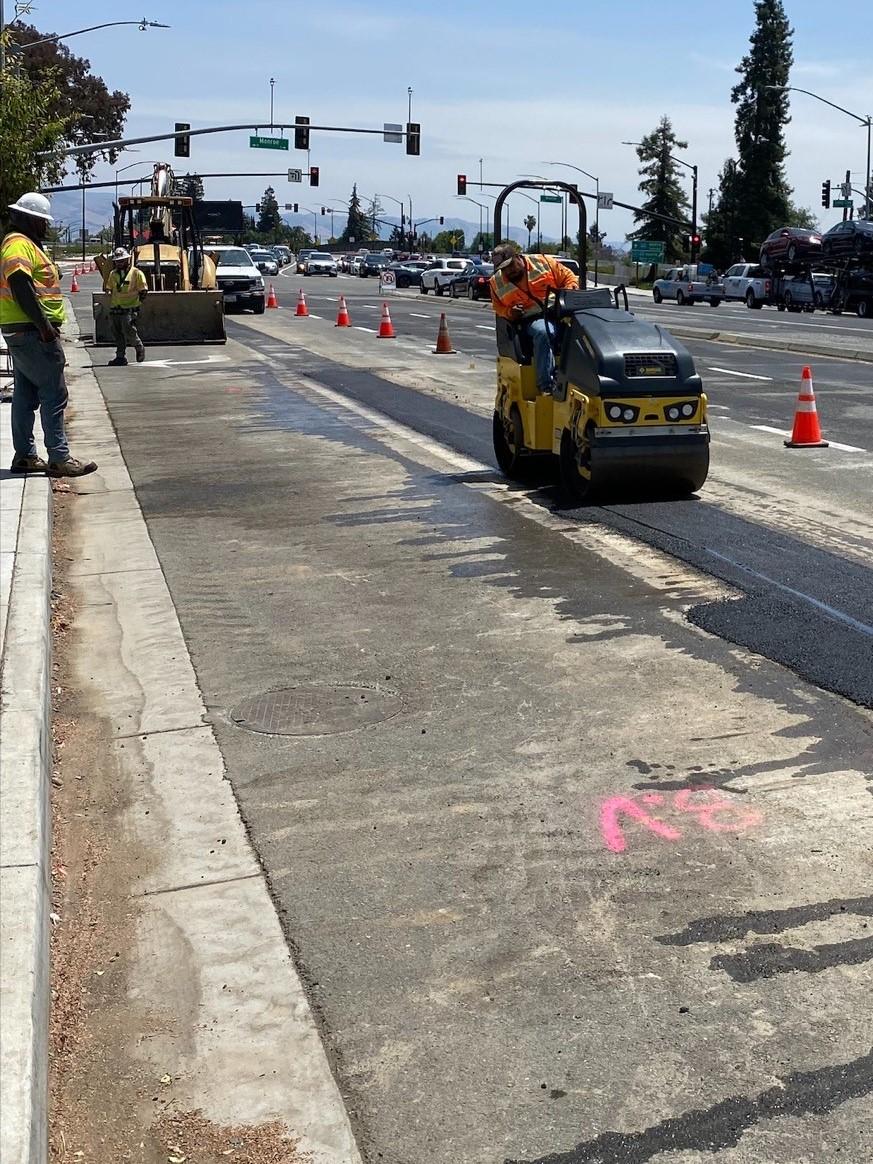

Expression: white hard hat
xmin=8 ymin=192 xmax=53 ymax=222
xmin=112 ymin=247 xmax=131 ymax=261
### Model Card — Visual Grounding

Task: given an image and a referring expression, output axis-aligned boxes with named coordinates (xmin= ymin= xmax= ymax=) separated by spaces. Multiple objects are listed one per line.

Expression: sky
xmin=27 ymin=0 xmax=873 ymax=244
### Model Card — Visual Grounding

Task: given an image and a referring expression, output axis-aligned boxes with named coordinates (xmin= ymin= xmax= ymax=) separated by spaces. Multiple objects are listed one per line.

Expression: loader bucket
xmin=92 ymin=291 xmax=226 ymax=345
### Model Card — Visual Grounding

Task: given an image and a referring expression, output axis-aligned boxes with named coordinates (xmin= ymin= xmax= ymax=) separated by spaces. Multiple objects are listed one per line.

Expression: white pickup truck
xmin=652 ymin=265 xmax=723 ymax=307
xmin=721 ymin=263 xmax=775 ymax=308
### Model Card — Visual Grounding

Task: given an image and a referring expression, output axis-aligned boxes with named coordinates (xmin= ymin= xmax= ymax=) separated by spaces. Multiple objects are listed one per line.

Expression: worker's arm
xmin=7 ymin=271 xmax=58 ymax=341
xmin=548 ymin=256 xmax=579 ymax=290
xmin=135 ymin=268 xmax=148 ymax=302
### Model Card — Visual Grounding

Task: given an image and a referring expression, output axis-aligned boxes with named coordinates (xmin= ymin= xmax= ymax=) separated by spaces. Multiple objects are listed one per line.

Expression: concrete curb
xmin=665 ymin=323 xmax=873 ymax=364
xmin=0 ymin=473 xmax=53 ymax=1164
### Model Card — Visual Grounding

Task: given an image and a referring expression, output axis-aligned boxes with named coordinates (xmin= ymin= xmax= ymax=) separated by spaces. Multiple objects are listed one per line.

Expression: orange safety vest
xmin=489 ymin=254 xmax=579 ymax=320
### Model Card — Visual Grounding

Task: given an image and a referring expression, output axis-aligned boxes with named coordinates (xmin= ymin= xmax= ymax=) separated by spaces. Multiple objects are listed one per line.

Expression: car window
xmin=448 ymin=261 xmax=465 ymax=269
xmin=210 ymin=248 xmax=255 ymax=268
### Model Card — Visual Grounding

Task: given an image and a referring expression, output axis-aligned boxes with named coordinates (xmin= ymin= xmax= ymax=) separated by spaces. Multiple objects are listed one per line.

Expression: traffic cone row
xmin=266 ymin=283 xmax=278 ymax=309
xmin=295 ymin=288 xmax=309 ymax=317
xmin=785 ymin=366 xmax=828 ymax=449
xmin=293 ymin=291 xmax=459 ymax=354
xmin=335 ymin=296 xmax=351 ymax=327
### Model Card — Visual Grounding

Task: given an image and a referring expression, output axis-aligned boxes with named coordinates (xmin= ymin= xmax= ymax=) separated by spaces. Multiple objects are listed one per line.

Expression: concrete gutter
xmin=0 ymin=468 xmax=53 ymax=1164
xmin=664 ymin=323 xmax=873 ymax=364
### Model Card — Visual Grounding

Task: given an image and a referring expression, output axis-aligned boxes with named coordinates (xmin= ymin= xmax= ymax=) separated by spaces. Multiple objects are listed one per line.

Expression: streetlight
xmin=115 ymin=157 xmax=159 ymax=205
xmin=455 ymin=196 xmax=487 ymax=253
xmin=297 ymin=206 xmax=320 ymax=243
xmin=520 ymin=173 xmax=571 ymax=248
xmin=377 ymin=192 xmax=407 ymax=243
xmin=623 ymin=141 xmax=699 ymax=261
xmin=473 ymin=191 xmax=509 ymax=248
xmin=545 ymin=161 xmax=601 ymax=284
xmin=766 ymin=85 xmax=871 ymax=221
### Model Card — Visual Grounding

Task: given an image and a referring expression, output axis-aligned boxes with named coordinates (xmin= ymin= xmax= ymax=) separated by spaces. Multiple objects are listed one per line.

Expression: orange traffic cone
xmin=433 ymin=312 xmax=455 ymax=354
xmin=266 ymin=283 xmax=279 ymax=308
xmin=295 ymin=288 xmax=309 ymax=317
xmin=73 ymin=264 xmax=80 ymax=276
xmin=70 ymin=272 xmax=79 ymax=293
xmin=377 ymin=301 xmax=395 ymax=338
xmin=335 ymin=296 xmax=351 ymax=327
xmin=784 ymin=366 xmax=828 ymax=448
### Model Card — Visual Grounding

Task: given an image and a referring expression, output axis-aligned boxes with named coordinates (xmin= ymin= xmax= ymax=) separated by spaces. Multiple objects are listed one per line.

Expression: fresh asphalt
xmin=66 ymin=274 xmax=873 ymax=1162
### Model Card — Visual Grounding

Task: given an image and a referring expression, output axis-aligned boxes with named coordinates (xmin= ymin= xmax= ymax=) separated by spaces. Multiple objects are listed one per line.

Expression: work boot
xmin=135 ymin=346 xmax=146 ymax=363
xmin=108 ymin=355 xmax=128 ymax=367
xmin=47 ymin=457 xmax=98 ymax=478
xmin=10 ymin=454 xmax=48 ymax=474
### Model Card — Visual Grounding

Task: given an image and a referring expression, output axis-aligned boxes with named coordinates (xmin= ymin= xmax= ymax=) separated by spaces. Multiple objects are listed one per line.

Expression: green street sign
xmin=250 ymin=135 xmax=289 ymax=151
xmin=832 ymin=198 xmax=853 ymax=208
xmin=540 ymin=193 xmax=562 ymax=204
xmin=631 ymin=240 xmax=665 ymax=263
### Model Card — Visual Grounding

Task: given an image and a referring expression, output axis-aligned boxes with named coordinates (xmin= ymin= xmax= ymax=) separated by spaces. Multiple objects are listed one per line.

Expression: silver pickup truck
xmin=652 ymin=265 xmax=723 ymax=306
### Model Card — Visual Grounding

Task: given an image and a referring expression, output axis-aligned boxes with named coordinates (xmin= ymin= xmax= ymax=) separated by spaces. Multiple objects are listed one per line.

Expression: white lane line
xmin=353 ymin=326 xmax=376 ymax=333
xmin=361 ymin=304 xmax=380 ymax=310
xmin=410 ymin=312 xmax=432 ymax=319
xmin=475 ymin=324 xmax=495 ymax=331
xmin=751 ymin=424 xmax=866 ymax=452
xmin=708 ymin=366 xmax=773 ymax=381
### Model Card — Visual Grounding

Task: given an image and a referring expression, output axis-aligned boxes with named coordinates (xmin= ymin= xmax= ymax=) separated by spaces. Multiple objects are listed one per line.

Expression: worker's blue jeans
xmin=525 ymin=318 xmax=557 ymax=392
xmin=5 ymin=330 xmax=70 ymax=462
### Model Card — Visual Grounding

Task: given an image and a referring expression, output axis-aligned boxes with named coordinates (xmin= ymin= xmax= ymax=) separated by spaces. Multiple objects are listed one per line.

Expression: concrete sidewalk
xmin=0 ymin=396 xmax=53 ymax=1163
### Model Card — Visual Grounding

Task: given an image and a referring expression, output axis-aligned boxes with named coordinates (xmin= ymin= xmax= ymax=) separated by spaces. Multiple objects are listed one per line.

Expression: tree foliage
xmin=627 ymin=116 xmax=691 ymax=261
xmin=729 ymin=0 xmax=794 ymax=248
xmin=524 ymin=214 xmax=537 ymax=250
xmin=0 ymin=61 xmax=68 ymax=225
xmin=174 ymin=173 xmax=205 ymax=201
xmin=432 ymin=229 xmax=464 ymax=253
xmin=340 ymin=184 xmax=371 ymax=245
xmin=6 ymin=22 xmax=130 ymax=175
xmin=257 ymin=186 xmax=282 ymax=236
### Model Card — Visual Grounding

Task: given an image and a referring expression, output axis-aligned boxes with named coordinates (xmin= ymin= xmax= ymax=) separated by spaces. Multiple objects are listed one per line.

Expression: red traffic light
xmin=691 ymin=234 xmax=701 ymax=246
xmin=310 ymin=166 xmax=319 ymax=187
xmin=457 ymin=174 xmax=467 ymax=196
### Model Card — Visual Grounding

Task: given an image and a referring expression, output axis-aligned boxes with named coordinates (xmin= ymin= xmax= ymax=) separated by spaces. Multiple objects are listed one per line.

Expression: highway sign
xmin=631 ymin=240 xmax=665 ymax=263
xmin=383 ymin=122 xmax=403 ymax=144
xmin=287 ymin=168 xmax=302 ymax=183
xmin=540 ymin=194 xmax=562 ymax=204
xmin=250 ymin=135 xmax=288 ymax=151
xmin=597 ymin=192 xmax=614 ymax=211
xmin=832 ymin=198 xmax=853 ymax=208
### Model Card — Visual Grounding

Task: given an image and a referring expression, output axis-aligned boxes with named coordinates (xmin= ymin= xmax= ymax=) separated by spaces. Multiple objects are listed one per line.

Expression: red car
xmin=759 ymin=227 xmax=822 ymax=267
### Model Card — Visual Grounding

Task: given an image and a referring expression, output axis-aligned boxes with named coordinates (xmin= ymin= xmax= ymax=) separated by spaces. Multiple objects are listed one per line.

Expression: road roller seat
xmin=495 ymin=316 xmax=533 ymax=365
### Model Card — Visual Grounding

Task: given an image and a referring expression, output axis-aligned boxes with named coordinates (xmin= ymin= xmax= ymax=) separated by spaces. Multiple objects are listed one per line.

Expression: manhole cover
xmin=229 ymin=683 xmax=401 ymax=736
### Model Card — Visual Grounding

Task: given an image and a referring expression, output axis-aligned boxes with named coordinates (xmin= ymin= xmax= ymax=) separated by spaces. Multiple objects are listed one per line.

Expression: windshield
xmin=209 ymin=248 xmax=255 ymax=268
xmin=310 ymin=253 xmax=333 ymax=260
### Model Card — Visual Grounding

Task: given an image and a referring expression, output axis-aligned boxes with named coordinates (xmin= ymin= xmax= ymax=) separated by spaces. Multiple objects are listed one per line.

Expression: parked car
xmin=360 ymin=253 xmax=392 ymax=277
xmin=821 ymin=219 xmax=873 ymax=261
xmin=304 ymin=252 xmax=338 ymax=277
xmin=420 ymin=257 xmax=474 ymax=295
xmin=349 ymin=254 xmax=367 ymax=275
xmin=272 ymin=245 xmax=292 ymax=266
xmin=449 ymin=263 xmax=494 ymax=300
xmin=831 ymin=267 xmax=873 ymax=317
xmin=248 ymin=249 xmax=279 ymax=276
xmin=759 ymin=227 xmax=822 ymax=267
xmin=811 ymin=272 xmax=837 ymax=309
xmin=202 ymin=246 xmax=265 ymax=314
xmin=388 ymin=261 xmax=427 ymax=288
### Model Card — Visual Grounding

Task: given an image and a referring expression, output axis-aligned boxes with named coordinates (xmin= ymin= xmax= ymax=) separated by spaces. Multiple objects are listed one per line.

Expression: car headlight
xmin=255 ymin=277 xmax=264 ymax=289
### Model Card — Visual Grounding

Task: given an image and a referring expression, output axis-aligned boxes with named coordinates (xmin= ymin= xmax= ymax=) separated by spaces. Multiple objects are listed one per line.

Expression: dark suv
xmin=360 ymin=254 xmax=392 ymax=277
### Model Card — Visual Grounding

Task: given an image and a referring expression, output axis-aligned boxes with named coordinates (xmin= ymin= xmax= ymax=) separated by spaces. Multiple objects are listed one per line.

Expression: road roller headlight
xmin=604 ymin=403 xmax=639 ymax=424
xmin=607 ymin=404 xmax=623 ymax=421
xmin=681 ymin=402 xmax=696 ymax=417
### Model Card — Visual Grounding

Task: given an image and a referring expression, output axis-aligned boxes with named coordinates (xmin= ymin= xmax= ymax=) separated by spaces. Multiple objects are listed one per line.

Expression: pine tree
xmin=340 ymin=184 xmax=369 ymax=245
xmin=702 ymin=159 xmax=743 ymax=268
xmin=256 ymin=186 xmax=282 ymax=236
xmin=628 ymin=116 xmax=691 ymax=261
xmin=730 ymin=0 xmax=794 ymax=249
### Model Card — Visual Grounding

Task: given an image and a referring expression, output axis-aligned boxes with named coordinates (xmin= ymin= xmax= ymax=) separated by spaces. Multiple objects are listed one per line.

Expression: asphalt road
xmin=66 ymin=277 xmax=873 ymax=1163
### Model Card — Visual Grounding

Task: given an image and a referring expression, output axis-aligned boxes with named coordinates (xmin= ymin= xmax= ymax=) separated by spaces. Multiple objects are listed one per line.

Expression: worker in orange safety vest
xmin=489 ymin=244 xmax=578 ymax=394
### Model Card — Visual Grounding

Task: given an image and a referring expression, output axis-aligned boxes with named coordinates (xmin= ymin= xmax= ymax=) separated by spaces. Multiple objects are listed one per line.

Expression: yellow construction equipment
xmin=93 ymin=163 xmax=225 ymax=345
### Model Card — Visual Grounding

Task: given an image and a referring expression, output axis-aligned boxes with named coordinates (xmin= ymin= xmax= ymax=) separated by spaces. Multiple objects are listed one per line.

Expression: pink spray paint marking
xmin=600 ymin=786 xmax=761 ymax=854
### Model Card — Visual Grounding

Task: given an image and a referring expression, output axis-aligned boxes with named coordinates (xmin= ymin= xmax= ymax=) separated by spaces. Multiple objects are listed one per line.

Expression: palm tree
xmin=524 ymin=215 xmax=537 ymax=251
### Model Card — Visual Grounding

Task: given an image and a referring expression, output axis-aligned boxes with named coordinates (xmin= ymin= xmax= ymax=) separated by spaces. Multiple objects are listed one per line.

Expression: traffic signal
xmin=294 ymin=116 xmax=310 ymax=151
xmin=293 ymin=203 xmax=298 ymax=213
xmin=821 ymin=179 xmax=831 ymax=208
xmin=406 ymin=122 xmax=421 ymax=156
xmin=439 ymin=216 xmax=444 ymax=225
xmin=691 ymin=234 xmax=701 ymax=247
xmin=255 ymin=203 xmax=261 ymax=213
xmin=321 ymin=206 xmax=325 ymax=215
xmin=174 ymin=122 xmax=190 ymax=158
xmin=310 ymin=166 xmax=319 ymax=187
xmin=457 ymin=174 xmax=466 ymax=196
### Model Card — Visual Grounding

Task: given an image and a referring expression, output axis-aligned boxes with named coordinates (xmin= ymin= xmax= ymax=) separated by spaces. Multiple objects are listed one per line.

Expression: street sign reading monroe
xmin=250 ymin=135 xmax=289 ymax=151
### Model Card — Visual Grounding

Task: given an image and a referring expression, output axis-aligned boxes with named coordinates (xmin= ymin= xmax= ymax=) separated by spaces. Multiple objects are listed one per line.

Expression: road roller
xmin=492 ymin=286 xmax=710 ymax=501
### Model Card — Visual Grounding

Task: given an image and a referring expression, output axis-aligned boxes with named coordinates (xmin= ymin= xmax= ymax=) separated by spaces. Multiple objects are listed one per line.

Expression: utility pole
xmin=708 ymin=188 xmax=714 ymax=217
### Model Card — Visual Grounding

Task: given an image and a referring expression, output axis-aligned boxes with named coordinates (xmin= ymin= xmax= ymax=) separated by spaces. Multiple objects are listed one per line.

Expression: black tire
xmin=435 ymin=284 xmax=444 ymax=296
xmin=709 ymin=297 xmax=720 ymax=307
xmin=787 ymin=243 xmax=797 ymax=263
xmin=745 ymin=289 xmax=760 ymax=309
xmin=676 ymin=290 xmax=686 ymax=306
xmin=814 ymin=292 xmax=825 ymax=309
xmin=468 ymin=286 xmax=474 ymax=300
xmin=450 ymin=285 xmax=457 ymax=298
xmin=252 ymin=300 xmax=266 ymax=315
xmin=420 ymin=285 xmax=428 ymax=294
xmin=493 ymin=408 xmax=526 ymax=478
xmin=559 ymin=427 xmax=593 ymax=504
xmin=858 ymin=298 xmax=871 ymax=319
xmin=652 ymin=287 xmax=663 ymax=304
